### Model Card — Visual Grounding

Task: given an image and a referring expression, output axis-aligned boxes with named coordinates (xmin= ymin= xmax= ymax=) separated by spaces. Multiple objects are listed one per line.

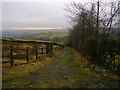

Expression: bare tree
xmin=64 ymin=0 xmax=120 ymax=70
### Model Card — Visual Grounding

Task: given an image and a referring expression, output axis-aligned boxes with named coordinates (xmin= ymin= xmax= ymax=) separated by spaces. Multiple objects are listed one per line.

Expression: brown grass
xmin=2 ymin=41 xmax=58 ymax=66
xmin=2 ymin=49 xmax=62 ymax=80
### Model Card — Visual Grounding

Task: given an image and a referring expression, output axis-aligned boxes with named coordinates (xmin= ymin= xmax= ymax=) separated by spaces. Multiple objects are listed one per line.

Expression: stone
xmin=63 ymin=76 xmax=68 ymax=79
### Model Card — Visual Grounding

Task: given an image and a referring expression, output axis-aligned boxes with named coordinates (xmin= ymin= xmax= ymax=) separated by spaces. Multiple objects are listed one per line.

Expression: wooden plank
xmin=12 ymin=48 xmax=33 ymax=50
xmin=2 ymin=48 xmax=10 ymax=50
xmin=37 ymin=52 xmax=42 ymax=54
xmin=1 ymin=55 xmax=10 ymax=58
xmin=37 ymin=48 xmax=43 ymax=49
xmin=13 ymin=53 xmax=36 ymax=57
xmin=1 ymin=61 xmax=11 ymax=64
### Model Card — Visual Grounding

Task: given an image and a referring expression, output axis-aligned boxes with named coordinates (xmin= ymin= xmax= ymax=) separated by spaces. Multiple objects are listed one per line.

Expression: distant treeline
xmin=39 ymin=36 xmax=68 ymax=43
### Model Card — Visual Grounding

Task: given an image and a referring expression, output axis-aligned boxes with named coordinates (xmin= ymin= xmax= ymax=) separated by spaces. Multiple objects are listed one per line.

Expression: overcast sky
xmin=2 ymin=2 xmax=70 ymax=29
xmin=1 ymin=0 xmax=117 ymax=30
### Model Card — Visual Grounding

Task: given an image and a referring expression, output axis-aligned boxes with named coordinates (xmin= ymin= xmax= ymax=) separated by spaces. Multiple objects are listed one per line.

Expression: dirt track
xmin=2 ymin=47 xmax=119 ymax=88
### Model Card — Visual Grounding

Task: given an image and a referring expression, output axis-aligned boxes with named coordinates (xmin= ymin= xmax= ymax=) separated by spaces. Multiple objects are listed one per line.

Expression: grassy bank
xmin=2 ymin=49 xmax=63 ymax=88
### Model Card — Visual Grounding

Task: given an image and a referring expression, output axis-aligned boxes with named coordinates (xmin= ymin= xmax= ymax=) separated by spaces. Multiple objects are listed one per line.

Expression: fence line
xmin=1 ymin=44 xmax=62 ymax=66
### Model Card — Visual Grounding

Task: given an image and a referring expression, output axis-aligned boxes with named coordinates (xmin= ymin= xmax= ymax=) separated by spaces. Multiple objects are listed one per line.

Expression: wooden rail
xmin=1 ymin=44 xmax=62 ymax=66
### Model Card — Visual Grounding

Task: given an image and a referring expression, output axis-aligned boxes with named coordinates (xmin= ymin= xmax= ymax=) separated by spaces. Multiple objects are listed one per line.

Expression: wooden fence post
xmin=36 ymin=47 xmax=38 ymax=59
xmin=46 ymin=44 xmax=49 ymax=56
xmin=50 ymin=44 xmax=53 ymax=53
xmin=41 ymin=47 xmax=43 ymax=55
xmin=10 ymin=46 xmax=14 ymax=66
xmin=26 ymin=47 xmax=29 ymax=63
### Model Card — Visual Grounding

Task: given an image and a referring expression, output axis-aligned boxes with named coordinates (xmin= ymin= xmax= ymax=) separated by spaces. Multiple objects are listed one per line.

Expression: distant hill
xmin=2 ymin=29 xmax=69 ymax=38
xmin=17 ymin=32 xmax=68 ymax=43
xmin=18 ymin=32 xmax=68 ymax=39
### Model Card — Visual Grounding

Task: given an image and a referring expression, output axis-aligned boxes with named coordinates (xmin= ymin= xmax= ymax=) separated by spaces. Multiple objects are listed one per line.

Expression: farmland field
xmin=18 ymin=32 xmax=68 ymax=40
xmin=2 ymin=31 xmax=69 ymax=43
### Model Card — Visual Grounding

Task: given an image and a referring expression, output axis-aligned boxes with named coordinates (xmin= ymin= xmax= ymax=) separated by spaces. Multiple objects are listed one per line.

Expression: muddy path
xmin=23 ymin=48 xmax=76 ymax=88
xmin=2 ymin=47 xmax=119 ymax=88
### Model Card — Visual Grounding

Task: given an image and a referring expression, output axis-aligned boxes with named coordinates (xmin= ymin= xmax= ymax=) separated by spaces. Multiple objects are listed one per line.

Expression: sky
xmin=1 ymin=0 xmax=118 ymax=30
xmin=2 ymin=2 xmax=69 ymax=30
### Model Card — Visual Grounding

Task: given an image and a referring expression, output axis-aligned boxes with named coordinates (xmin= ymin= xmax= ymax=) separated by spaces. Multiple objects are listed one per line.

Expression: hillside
xmin=19 ymin=32 xmax=68 ymax=39
xmin=2 ymin=29 xmax=69 ymax=38
xmin=2 ymin=29 xmax=69 ymax=43
xmin=17 ymin=32 xmax=68 ymax=43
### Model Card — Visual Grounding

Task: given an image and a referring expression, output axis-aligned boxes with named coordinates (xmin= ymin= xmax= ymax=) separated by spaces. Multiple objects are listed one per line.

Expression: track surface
xmin=2 ymin=48 xmax=119 ymax=88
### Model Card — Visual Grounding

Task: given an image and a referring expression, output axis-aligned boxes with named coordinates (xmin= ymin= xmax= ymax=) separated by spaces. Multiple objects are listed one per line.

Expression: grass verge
xmin=2 ymin=49 xmax=63 ymax=88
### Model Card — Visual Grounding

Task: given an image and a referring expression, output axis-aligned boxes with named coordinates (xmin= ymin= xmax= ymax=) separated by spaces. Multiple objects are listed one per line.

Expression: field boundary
xmin=1 ymin=40 xmax=63 ymax=66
